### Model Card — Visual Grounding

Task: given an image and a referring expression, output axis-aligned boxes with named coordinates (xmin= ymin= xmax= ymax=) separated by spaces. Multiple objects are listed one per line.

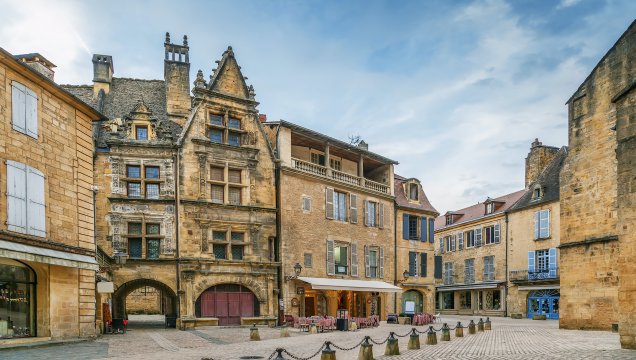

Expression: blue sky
xmin=1 ymin=0 xmax=634 ymax=213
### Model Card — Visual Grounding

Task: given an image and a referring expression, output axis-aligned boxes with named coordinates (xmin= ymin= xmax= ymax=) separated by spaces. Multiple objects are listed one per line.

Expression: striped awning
xmin=0 ymin=240 xmax=98 ymax=270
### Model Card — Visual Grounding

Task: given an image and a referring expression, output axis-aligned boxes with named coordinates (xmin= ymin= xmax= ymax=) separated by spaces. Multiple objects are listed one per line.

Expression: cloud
xmin=557 ymin=0 xmax=582 ymax=9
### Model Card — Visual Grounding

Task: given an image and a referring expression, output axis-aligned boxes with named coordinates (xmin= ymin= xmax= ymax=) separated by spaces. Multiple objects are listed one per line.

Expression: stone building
xmin=393 ymin=175 xmax=438 ymax=315
xmin=507 ymin=141 xmax=567 ymax=319
xmin=433 ymin=190 xmax=524 ymax=316
xmin=264 ymin=122 xmax=400 ymax=321
xmin=0 ymin=48 xmax=103 ymax=342
xmin=559 ymin=20 xmax=635 ymax=348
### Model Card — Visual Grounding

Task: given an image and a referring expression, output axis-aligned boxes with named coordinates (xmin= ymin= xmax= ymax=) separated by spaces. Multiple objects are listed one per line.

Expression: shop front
xmin=435 ymin=281 xmax=506 ymax=316
xmin=0 ymin=258 xmax=36 ymax=338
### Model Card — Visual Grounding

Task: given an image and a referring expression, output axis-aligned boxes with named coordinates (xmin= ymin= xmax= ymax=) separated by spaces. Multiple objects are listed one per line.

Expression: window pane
xmin=210 ymin=129 xmax=223 ymax=143
xmin=213 ymin=244 xmax=227 ymax=259
xmin=127 ymin=182 xmax=141 ymax=197
xmin=127 ymin=165 xmax=141 ymax=178
xmin=210 ymin=114 xmax=223 ymax=126
xmin=304 ymin=253 xmax=312 ymax=267
xmin=211 ymin=185 xmax=224 ymax=203
xmin=408 ymin=216 xmax=418 ymax=239
xmin=128 ymin=238 xmax=142 ymax=258
xmin=228 ymin=132 xmax=240 ymax=146
xmin=228 ymin=118 xmax=240 ymax=129
xmin=128 ymin=222 xmax=142 ymax=235
xmin=231 ymin=245 xmax=244 ymax=260
xmin=311 ymin=153 xmax=325 ymax=166
xmin=228 ymin=169 xmax=241 ymax=184
xmin=367 ymin=202 xmax=376 ymax=226
xmin=369 ymin=250 xmax=377 ymax=266
xmin=146 ymin=183 xmax=160 ymax=199
xmin=229 ymin=187 xmax=241 ymax=205
xmin=147 ymin=239 xmax=160 ymax=259
xmin=146 ymin=223 xmax=160 ymax=235
xmin=213 ymin=231 xmax=226 ymax=242
xmin=231 ymin=232 xmax=244 ymax=242
xmin=136 ymin=126 xmax=148 ymax=140
xmin=211 ymin=166 xmax=224 ymax=181
xmin=145 ymin=166 xmax=160 ymax=179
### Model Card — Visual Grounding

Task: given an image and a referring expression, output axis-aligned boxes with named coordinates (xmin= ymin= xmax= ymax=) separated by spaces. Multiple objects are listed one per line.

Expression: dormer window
xmin=446 ymin=215 xmax=453 ymax=226
xmin=409 ymin=183 xmax=419 ymax=201
xmin=485 ymin=202 xmax=495 ymax=214
xmin=136 ymin=125 xmax=148 ymax=140
xmin=533 ymin=186 xmax=543 ymax=200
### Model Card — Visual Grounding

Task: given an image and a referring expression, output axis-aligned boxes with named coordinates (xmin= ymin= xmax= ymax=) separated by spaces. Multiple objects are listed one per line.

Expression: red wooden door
xmin=199 ymin=286 xmax=255 ymax=325
xmin=200 ymin=291 xmax=216 ymax=316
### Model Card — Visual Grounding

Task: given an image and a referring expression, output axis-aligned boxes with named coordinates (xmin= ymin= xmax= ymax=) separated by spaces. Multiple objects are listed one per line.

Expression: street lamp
xmin=398 ymin=270 xmax=410 ymax=284
xmin=284 ymin=262 xmax=302 ymax=282
xmin=114 ymin=251 xmax=128 ymax=267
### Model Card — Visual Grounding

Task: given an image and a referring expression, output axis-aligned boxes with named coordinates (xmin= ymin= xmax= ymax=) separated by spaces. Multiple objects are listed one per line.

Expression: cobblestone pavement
xmin=1 ymin=316 xmax=635 ymax=360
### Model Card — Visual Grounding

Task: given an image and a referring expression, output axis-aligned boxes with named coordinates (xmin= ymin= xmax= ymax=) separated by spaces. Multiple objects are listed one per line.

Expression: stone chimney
xmin=164 ymin=32 xmax=191 ymax=126
xmin=92 ymin=54 xmax=113 ymax=97
xmin=357 ymin=140 xmax=368 ymax=150
xmin=525 ymin=138 xmax=559 ymax=188
xmin=15 ymin=53 xmax=56 ymax=81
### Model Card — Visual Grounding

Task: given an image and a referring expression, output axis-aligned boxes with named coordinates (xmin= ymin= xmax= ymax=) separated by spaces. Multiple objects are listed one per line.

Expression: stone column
xmin=358 ymin=155 xmax=365 ymax=187
xmin=325 ymin=143 xmax=331 ymax=177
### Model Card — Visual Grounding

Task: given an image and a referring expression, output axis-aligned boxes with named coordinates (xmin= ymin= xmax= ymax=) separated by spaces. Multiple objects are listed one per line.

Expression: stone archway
xmin=402 ymin=289 xmax=424 ymax=314
xmin=112 ymin=279 xmax=178 ymax=320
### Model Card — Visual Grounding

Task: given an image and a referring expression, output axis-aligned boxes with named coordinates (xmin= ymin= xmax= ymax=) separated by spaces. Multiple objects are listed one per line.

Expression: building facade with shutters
xmin=433 ymin=190 xmax=524 ymax=317
xmin=264 ymin=121 xmax=399 ymax=321
xmin=0 ymin=49 xmax=103 ymax=341
xmin=506 ymin=142 xmax=567 ymax=320
xmin=393 ymin=175 xmax=439 ymax=316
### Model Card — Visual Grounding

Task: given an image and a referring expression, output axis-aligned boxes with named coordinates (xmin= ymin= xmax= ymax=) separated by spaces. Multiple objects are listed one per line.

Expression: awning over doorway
xmin=298 ymin=277 xmax=402 ymax=293
xmin=0 ymin=240 xmax=99 ymax=270
xmin=435 ymin=281 xmax=504 ymax=292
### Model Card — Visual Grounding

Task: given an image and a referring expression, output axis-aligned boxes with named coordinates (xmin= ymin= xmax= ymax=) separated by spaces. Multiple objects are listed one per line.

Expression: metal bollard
xmin=274 ymin=348 xmax=285 ymax=360
xmin=280 ymin=325 xmax=290 ymax=338
xmin=441 ymin=323 xmax=451 ymax=341
xmin=455 ymin=321 xmax=464 ymax=337
xmin=485 ymin=317 xmax=492 ymax=330
xmin=250 ymin=324 xmax=260 ymax=341
xmin=321 ymin=342 xmax=336 ymax=360
xmin=358 ymin=336 xmax=374 ymax=360
xmin=408 ymin=328 xmax=420 ymax=350
xmin=468 ymin=320 xmax=476 ymax=334
xmin=384 ymin=332 xmax=400 ymax=356
xmin=478 ymin=318 xmax=484 ymax=332
xmin=425 ymin=326 xmax=437 ymax=345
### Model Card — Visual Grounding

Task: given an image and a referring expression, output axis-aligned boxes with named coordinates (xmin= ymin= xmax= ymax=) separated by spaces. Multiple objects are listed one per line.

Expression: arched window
xmin=0 ymin=258 xmax=36 ymax=338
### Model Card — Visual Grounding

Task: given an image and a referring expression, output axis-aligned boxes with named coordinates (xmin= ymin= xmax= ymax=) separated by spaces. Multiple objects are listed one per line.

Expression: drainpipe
xmin=174 ymin=151 xmax=181 ymax=321
xmin=274 ymin=125 xmax=283 ymax=326
xmin=504 ymin=211 xmax=509 ymax=318
xmin=393 ymin=206 xmax=398 ymax=314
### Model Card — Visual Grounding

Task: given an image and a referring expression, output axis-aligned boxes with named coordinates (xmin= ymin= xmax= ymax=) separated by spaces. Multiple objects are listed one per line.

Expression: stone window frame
xmin=206 ymin=110 xmax=246 ymax=146
xmin=124 ymin=164 xmax=163 ymax=199
xmin=123 ymin=219 xmax=164 ymax=259
xmin=207 ymin=162 xmax=248 ymax=206
xmin=135 ymin=124 xmax=149 ymax=140
xmin=407 ymin=182 xmax=419 ymax=201
xmin=206 ymin=226 xmax=250 ymax=261
xmin=304 ymin=253 xmax=313 ymax=268
xmin=302 ymin=195 xmax=312 ymax=213
xmin=333 ymin=242 xmax=349 ymax=275
xmin=464 ymin=229 xmax=475 ymax=248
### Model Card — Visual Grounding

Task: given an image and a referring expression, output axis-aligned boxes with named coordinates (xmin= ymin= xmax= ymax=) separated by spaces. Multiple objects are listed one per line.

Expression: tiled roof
xmin=508 ymin=147 xmax=567 ymax=212
xmin=394 ymin=174 xmax=438 ymax=214
xmin=434 ymin=189 xmax=525 ymax=231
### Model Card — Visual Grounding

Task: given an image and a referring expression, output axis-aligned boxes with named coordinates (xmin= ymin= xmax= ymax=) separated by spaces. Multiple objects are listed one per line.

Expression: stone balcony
xmin=509 ymin=268 xmax=559 ymax=283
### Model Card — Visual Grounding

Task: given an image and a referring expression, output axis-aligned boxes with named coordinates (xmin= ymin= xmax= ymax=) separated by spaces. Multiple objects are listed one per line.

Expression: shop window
xmin=460 ymin=291 xmax=472 ymax=309
xmin=440 ymin=292 xmax=454 ymax=310
xmin=0 ymin=258 xmax=36 ymax=338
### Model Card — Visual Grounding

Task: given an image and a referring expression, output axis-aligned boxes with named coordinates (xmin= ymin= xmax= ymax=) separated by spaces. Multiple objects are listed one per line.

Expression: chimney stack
xmin=258 ymin=114 xmax=267 ymax=123
xmin=525 ymin=138 xmax=559 ymax=188
xmin=164 ymin=32 xmax=191 ymax=126
xmin=92 ymin=54 xmax=113 ymax=98
xmin=15 ymin=53 xmax=56 ymax=81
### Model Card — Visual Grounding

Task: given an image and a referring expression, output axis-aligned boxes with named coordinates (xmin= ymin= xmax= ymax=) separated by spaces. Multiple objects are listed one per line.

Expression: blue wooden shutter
xmin=458 ymin=232 xmax=464 ymax=250
xmin=494 ymin=223 xmax=500 ymax=244
xmin=6 ymin=161 xmax=28 ymax=233
xmin=408 ymin=252 xmax=417 ymax=276
xmin=420 ymin=253 xmax=427 ymax=277
xmin=528 ymin=251 xmax=535 ymax=272
xmin=420 ymin=217 xmax=427 ymax=241
xmin=534 ymin=211 xmax=540 ymax=240
xmin=25 ymin=87 xmax=38 ymax=138
xmin=548 ymin=248 xmax=557 ymax=277
xmin=402 ymin=214 xmax=409 ymax=240
xmin=428 ymin=218 xmax=435 ymax=243
xmin=27 ymin=166 xmax=46 ymax=237
xmin=434 ymin=255 xmax=443 ymax=279
xmin=11 ymin=82 xmax=26 ymax=133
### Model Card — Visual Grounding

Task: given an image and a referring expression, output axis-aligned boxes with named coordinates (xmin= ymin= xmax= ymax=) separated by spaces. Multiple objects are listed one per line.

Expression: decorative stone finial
xmin=183 ymin=35 xmax=188 ymax=46
xmin=194 ymin=69 xmax=206 ymax=88
xmin=165 ymin=32 xmax=170 ymax=44
xmin=248 ymin=85 xmax=256 ymax=99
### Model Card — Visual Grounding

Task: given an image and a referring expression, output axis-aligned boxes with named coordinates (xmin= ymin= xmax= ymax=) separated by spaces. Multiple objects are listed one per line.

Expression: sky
xmin=1 ymin=0 xmax=634 ymax=213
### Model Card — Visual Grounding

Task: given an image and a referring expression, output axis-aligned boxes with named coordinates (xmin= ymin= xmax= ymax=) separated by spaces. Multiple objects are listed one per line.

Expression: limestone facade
xmin=0 ymin=48 xmax=102 ymax=341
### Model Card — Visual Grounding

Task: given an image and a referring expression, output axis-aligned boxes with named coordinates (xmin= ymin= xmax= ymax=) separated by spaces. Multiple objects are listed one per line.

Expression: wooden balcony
xmin=290 ymin=157 xmax=390 ymax=195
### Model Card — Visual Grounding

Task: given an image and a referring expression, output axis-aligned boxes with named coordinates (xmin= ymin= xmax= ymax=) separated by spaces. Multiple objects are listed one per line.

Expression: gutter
xmin=393 ymin=204 xmax=398 ymax=314
xmin=504 ymin=211 xmax=509 ymax=318
xmin=274 ymin=124 xmax=283 ymax=326
xmin=174 ymin=152 xmax=181 ymax=321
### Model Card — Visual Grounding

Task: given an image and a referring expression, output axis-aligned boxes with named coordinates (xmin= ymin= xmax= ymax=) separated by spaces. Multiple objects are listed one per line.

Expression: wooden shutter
xmin=27 ymin=166 xmax=46 ymax=237
xmin=420 ymin=253 xmax=427 ymax=277
xmin=378 ymin=203 xmax=384 ymax=229
xmin=548 ymin=248 xmax=557 ymax=277
xmin=434 ymin=255 xmax=443 ymax=279
xmin=350 ymin=242 xmax=358 ymax=277
xmin=458 ymin=232 xmax=464 ymax=250
xmin=408 ymin=251 xmax=417 ymax=276
xmin=402 ymin=214 xmax=409 ymax=240
xmin=475 ymin=227 xmax=482 ymax=247
xmin=534 ymin=212 xmax=539 ymax=240
xmin=326 ymin=240 xmax=335 ymax=275
xmin=364 ymin=245 xmax=370 ymax=277
xmin=25 ymin=87 xmax=38 ymax=138
xmin=379 ymin=246 xmax=385 ymax=278
xmin=494 ymin=223 xmax=500 ymax=244
xmin=546 ymin=210 xmax=551 ymax=238
xmin=428 ymin=219 xmax=435 ymax=243
xmin=420 ymin=217 xmax=427 ymax=241
xmin=363 ymin=200 xmax=369 ymax=226
xmin=6 ymin=161 xmax=27 ymax=233
xmin=325 ymin=187 xmax=334 ymax=219
xmin=528 ymin=251 xmax=535 ymax=272
xmin=350 ymin=194 xmax=358 ymax=224
xmin=11 ymin=82 xmax=26 ymax=133
xmin=439 ymin=237 xmax=444 ymax=253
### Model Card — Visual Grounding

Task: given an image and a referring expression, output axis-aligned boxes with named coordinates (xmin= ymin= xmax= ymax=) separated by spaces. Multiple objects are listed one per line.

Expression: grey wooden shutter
xmin=11 ymin=82 xmax=26 ymax=133
xmin=458 ymin=232 xmax=464 ymax=250
xmin=325 ymin=187 xmax=334 ymax=219
xmin=350 ymin=242 xmax=358 ymax=277
xmin=378 ymin=203 xmax=384 ymax=229
xmin=494 ymin=223 xmax=500 ymax=243
xmin=528 ymin=251 xmax=535 ymax=272
xmin=420 ymin=217 xmax=427 ymax=241
xmin=534 ymin=211 xmax=539 ymax=239
xmin=350 ymin=194 xmax=358 ymax=224
xmin=475 ymin=227 xmax=482 ymax=247
xmin=25 ymin=87 xmax=38 ymax=138
xmin=379 ymin=246 xmax=385 ymax=278
xmin=434 ymin=255 xmax=443 ymax=279
xmin=408 ymin=251 xmax=417 ymax=276
xmin=402 ymin=214 xmax=409 ymax=240
xmin=363 ymin=200 xmax=369 ymax=226
xmin=439 ymin=237 xmax=444 ymax=253
xmin=364 ymin=245 xmax=370 ymax=277
xmin=548 ymin=248 xmax=557 ymax=277
xmin=326 ymin=240 xmax=335 ymax=275
xmin=420 ymin=253 xmax=427 ymax=277
xmin=6 ymin=161 xmax=27 ymax=233
xmin=428 ymin=219 xmax=435 ymax=243
xmin=546 ymin=210 xmax=551 ymax=238
xmin=27 ymin=166 xmax=46 ymax=237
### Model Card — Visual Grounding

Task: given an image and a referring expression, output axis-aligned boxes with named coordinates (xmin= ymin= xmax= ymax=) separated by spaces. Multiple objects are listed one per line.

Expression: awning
xmin=0 ymin=240 xmax=99 ymax=270
xmin=435 ymin=281 xmax=504 ymax=292
xmin=298 ymin=277 xmax=402 ymax=293
xmin=518 ymin=285 xmax=560 ymax=291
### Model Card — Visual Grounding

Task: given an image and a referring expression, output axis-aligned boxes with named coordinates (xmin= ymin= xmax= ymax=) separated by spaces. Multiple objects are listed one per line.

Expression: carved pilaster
xmin=110 ymin=214 xmax=124 ymax=252
xmin=198 ymin=154 xmax=207 ymax=199
xmin=201 ymin=225 xmax=209 ymax=252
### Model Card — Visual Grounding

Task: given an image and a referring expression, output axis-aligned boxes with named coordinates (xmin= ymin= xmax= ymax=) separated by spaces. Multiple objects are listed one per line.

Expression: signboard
xmin=97 ymin=281 xmax=114 ymax=294
xmin=404 ymin=301 xmax=415 ymax=314
xmin=296 ymin=287 xmax=305 ymax=295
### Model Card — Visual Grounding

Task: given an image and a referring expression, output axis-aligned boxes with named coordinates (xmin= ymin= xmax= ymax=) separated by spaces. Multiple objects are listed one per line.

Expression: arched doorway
xmin=0 ymin=258 xmax=36 ymax=338
xmin=528 ymin=289 xmax=559 ymax=319
xmin=402 ymin=290 xmax=423 ymax=314
xmin=195 ymin=284 xmax=259 ymax=325
xmin=112 ymin=279 xmax=177 ymax=327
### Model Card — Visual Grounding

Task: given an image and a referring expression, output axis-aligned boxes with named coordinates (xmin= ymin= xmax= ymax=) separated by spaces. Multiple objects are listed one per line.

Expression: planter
xmin=398 ymin=317 xmax=411 ymax=325
xmin=510 ymin=313 xmax=523 ymax=319
xmin=532 ymin=314 xmax=547 ymax=320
